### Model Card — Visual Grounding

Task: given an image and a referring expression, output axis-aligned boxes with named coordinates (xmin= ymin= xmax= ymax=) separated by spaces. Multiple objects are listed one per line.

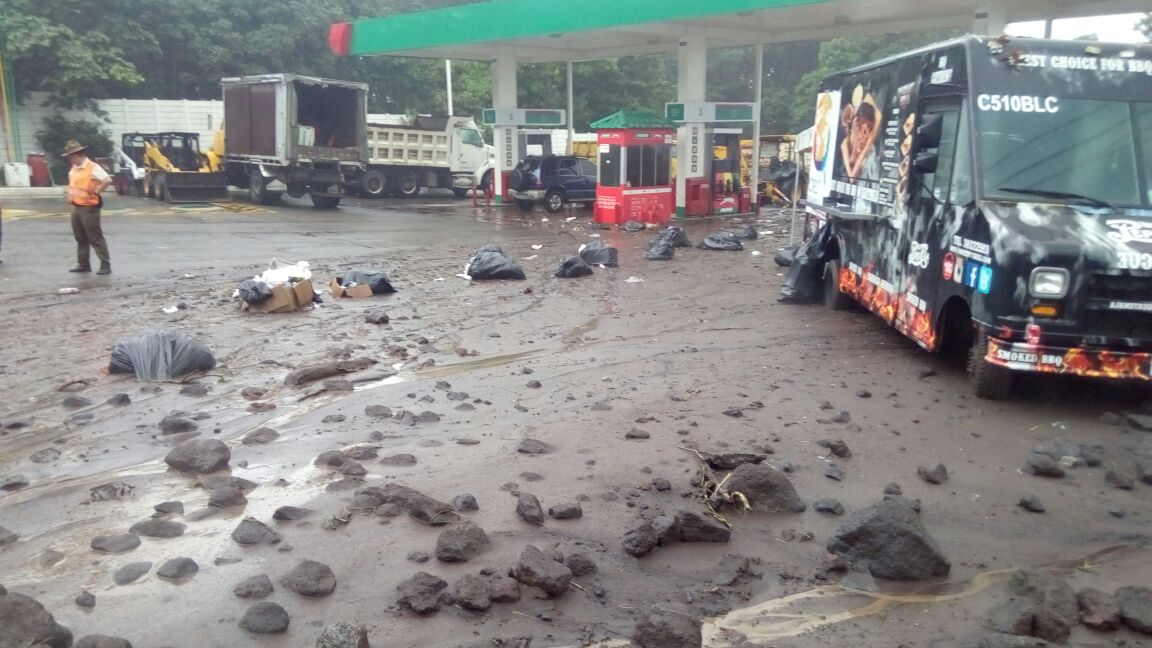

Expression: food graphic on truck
xmin=799 ymin=35 xmax=1152 ymax=399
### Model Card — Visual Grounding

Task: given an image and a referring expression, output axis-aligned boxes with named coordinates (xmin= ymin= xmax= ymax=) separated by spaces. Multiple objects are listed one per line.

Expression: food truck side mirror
xmin=913 ymin=151 xmax=938 ymax=174
xmin=917 ymin=114 xmax=944 ymax=149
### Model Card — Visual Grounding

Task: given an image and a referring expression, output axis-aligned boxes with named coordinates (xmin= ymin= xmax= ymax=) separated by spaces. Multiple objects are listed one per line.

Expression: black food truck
xmin=800 ymin=35 xmax=1152 ymax=399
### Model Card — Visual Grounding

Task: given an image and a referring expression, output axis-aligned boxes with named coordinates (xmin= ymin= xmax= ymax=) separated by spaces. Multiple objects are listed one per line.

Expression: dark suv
xmin=509 ymin=155 xmax=597 ymax=213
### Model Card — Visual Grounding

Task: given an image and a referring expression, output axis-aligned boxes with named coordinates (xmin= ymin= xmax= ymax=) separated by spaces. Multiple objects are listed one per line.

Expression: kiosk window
xmin=921 ymin=109 xmax=960 ymax=203
xmin=600 ymin=145 xmax=620 ymax=187
xmin=625 ymin=145 xmax=669 ymax=187
xmin=1137 ymin=105 xmax=1152 ymax=204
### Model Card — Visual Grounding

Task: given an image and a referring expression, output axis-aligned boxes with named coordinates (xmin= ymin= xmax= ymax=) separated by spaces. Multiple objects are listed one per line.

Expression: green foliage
xmin=1140 ymin=13 xmax=1151 ymax=42
xmin=788 ymin=30 xmax=964 ymax=129
xmin=36 ymin=114 xmax=114 ymax=160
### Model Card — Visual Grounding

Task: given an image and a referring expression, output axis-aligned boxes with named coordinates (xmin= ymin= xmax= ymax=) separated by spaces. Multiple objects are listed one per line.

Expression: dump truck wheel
xmin=452 ymin=188 xmax=469 ymax=199
xmin=823 ymin=260 xmax=854 ymax=311
xmin=248 ymin=169 xmax=268 ymax=204
xmin=394 ymin=171 xmax=421 ymax=198
xmin=969 ymin=332 xmax=1013 ymax=400
xmin=359 ymin=169 xmax=388 ymax=198
xmin=311 ymin=194 xmax=341 ymax=209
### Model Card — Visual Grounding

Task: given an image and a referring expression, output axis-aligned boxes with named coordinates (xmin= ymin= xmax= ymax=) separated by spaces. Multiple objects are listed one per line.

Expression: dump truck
xmin=221 ymin=74 xmax=368 ymax=208
xmin=140 ymin=131 xmax=229 ymax=203
xmin=360 ymin=114 xmax=493 ymax=198
xmin=799 ymin=35 xmax=1152 ymax=399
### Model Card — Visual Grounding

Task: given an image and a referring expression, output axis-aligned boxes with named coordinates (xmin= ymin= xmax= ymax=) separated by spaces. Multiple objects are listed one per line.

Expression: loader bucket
xmin=160 ymin=172 xmax=230 ymax=204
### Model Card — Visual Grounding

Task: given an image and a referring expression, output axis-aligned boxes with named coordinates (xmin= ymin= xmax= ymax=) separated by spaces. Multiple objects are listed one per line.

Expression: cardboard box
xmin=245 ymin=279 xmax=315 ymax=313
xmin=329 ymin=277 xmax=376 ymax=299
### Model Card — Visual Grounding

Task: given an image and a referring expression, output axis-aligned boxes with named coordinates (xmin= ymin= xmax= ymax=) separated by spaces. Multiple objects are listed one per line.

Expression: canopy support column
xmin=491 ymin=49 xmax=518 ymax=205
xmin=750 ymin=43 xmax=764 ymax=215
xmin=675 ymin=35 xmax=707 ymax=218
xmin=973 ymin=2 xmax=1009 ymax=36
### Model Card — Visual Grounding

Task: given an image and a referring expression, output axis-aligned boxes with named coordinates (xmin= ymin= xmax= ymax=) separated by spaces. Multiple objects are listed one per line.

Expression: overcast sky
xmin=1007 ymin=12 xmax=1146 ymax=42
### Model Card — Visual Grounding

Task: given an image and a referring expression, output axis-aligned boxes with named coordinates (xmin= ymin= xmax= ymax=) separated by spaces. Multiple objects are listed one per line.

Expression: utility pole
xmin=445 ymin=60 xmax=454 ymax=116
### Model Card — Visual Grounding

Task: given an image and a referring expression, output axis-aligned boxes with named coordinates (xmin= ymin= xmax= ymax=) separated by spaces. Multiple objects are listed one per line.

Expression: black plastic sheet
xmin=237 ymin=279 xmax=272 ymax=304
xmin=658 ymin=226 xmax=691 ymax=248
xmin=623 ymin=220 xmax=645 ymax=232
xmin=697 ymin=232 xmax=745 ymax=251
xmin=774 ymin=245 xmax=798 ymax=267
xmin=578 ymin=240 xmax=619 ymax=267
xmin=554 ymin=255 xmax=594 ymax=278
xmin=109 ymin=331 xmax=217 ymax=381
xmin=339 ymin=269 xmax=397 ymax=294
xmin=645 ymin=239 xmax=675 ymax=261
xmin=467 ymin=251 xmax=526 ymax=280
xmin=779 ymin=222 xmax=837 ymax=303
xmin=736 ymin=225 xmax=758 ymax=241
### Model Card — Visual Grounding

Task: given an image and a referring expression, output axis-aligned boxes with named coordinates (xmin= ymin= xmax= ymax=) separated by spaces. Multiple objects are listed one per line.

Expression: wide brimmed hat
xmin=60 ymin=140 xmax=88 ymax=156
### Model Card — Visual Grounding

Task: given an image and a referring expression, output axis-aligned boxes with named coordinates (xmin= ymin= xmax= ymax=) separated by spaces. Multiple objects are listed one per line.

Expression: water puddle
xmin=702 ymin=544 xmax=1147 ymax=645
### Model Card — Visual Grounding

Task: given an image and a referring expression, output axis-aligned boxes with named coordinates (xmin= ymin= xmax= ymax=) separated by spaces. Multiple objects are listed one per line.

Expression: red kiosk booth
xmin=590 ymin=111 xmax=675 ymax=226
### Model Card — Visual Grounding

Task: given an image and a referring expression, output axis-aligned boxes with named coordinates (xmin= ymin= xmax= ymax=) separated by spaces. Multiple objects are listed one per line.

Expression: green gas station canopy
xmin=338 ymin=0 xmax=1143 ymax=63
xmin=590 ymin=111 xmax=677 ymax=130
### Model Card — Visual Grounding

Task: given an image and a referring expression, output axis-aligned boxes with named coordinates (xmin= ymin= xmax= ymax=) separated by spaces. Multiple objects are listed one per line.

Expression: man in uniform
xmin=63 ymin=140 xmax=113 ymax=274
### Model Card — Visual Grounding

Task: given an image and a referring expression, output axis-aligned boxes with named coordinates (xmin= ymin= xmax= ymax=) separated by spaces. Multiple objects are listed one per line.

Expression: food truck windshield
xmin=968 ymin=42 xmax=1152 ymax=210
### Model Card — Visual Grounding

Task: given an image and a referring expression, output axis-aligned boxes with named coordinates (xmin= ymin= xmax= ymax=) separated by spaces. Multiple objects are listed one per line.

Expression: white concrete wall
xmin=0 ymin=92 xmax=223 ymax=166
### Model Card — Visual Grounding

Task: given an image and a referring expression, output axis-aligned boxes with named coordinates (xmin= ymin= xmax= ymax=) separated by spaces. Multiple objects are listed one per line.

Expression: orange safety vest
xmin=68 ymin=159 xmax=101 ymax=207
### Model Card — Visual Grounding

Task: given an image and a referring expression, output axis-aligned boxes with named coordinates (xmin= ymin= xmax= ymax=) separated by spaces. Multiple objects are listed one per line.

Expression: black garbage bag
xmin=623 ymin=220 xmax=645 ymax=232
xmin=645 ymin=239 xmax=675 ymax=261
xmin=658 ymin=226 xmax=691 ymax=248
xmin=109 ymin=331 xmax=217 ymax=381
xmin=736 ymin=225 xmax=758 ymax=241
xmin=339 ymin=269 xmax=397 ymax=294
xmin=774 ymin=245 xmax=799 ymax=267
xmin=467 ymin=251 xmax=526 ymax=280
xmin=237 ymin=279 xmax=273 ymax=304
xmin=578 ymin=240 xmax=619 ymax=267
xmin=554 ymin=255 xmax=594 ymax=278
xmin=474 ymin=243 xmax=505 ymax=255
xmin=697 ymin=232 xmax=744 ymax=251
xmin=780 ymin=222 xmax=837 ymax=303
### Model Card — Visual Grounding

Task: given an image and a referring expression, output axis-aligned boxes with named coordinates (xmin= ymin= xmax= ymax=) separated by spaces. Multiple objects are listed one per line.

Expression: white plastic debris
xmin=541 ymin=218 xmax=550 ymax=223
xmin=531 ymin=244 xmax=543 ymax=250
xmin=565 ymin=216 xmax=577 ymax=222
xmin=624 ymin=276 xmax=645 ymax=283
xmin=589 ymin=233 xmax=601 ymax=238
xmin=433 ymin=277 xmax=445 ymax=282
xmin=162 ymin=306 xmax=179 ymax=314
xmin=58 ymin=287 xmax=80 ymax=295
xmin=751 ymin=251 xmax=762 ymax=256
xmin=525 ymin=255 xmax=539 ymax=260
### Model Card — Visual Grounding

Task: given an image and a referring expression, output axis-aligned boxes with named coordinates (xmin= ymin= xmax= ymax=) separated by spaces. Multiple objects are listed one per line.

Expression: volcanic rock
xmin=917 ymin=463 xmax=948 ymax=484
xmin=241 ymin=427 xmax=279 ymax=445
xmin=233 ymin=574 xmax=274 ymax=599
xmin=113 ymin=562 xmax=152 ymax=585
xmin=706 ymin=453 xmax=766 ymax=470
xmin=724 ymin=463 xmax=806 ymax=513
xmin=408 ymin=494 xmax=458 ymax=525
xmin=273 ymin=506 xmax=311 ymax=521
xmin=159 ymin=416 xmax=197 ymax=435
xmin=231 ymin=518 xmax=281 ymax=545
xmin=280 ymin=560 xmax=336 ymax=597
xmin=548 ymin=503 xmax=583 ymax=520
xmin=316 ymin=623 xmax=370 ymax=648
xmin=1078 ymin=587 xmax=1121 ymax=631
xmin=164 ymin=439 xmax=229 ymax=473
xmin=0 ymin=589 xmax=73 ymax=647
xmin=1117 ymin=586 xmax=1152 ymax=634
xmin=989 ymin=571 xmax=1078 ymax=642
xmin=632 ymin=604 xmax=702 ymax=648
xmin=454 ymin=574 xmax=492 ymax=611
xmin=813 ymin=498 xmax=845 ymax=515
xmin=827 ymin=499 xmax=949 ymax=580
xmin=74 ymin=635 xmax=132 ymax=648
xmin=156 ymin=557 xmax=198 ymax=580
xmin=90 ymin=533 xmax=141 ymax=553
xmin=396 ymin=572 xmax=448 ymax=614
xmin=517 ymin=439 xmax=554 ymax=455
xmin=128 ymin=519 xmax=185 ymax=539
xmin=452 ymin=493 xmax=479 ymax=512
xmin=565 ymin=552 xmax=597 ymax=577
xmin=239 ymin=602 xmax=289 ymax=633
xmin=512 ymin=545 xmax=572 ymax=597
xmin=675 ymin=510 xmax=730 ymax=543
xmin=516 ymin=493 xmax=546 ymax=526
xmin=435 ymin=522 xmax=489 ymax=563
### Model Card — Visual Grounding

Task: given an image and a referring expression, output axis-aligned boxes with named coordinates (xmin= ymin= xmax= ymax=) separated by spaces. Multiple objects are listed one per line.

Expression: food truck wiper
xmin=998 ymin=187 xmax=1119 ymax=213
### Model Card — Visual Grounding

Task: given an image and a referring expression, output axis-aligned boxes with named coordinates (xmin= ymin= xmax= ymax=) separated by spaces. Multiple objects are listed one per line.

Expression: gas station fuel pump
xmin=710 ymin=129 xmax=744 ymax=215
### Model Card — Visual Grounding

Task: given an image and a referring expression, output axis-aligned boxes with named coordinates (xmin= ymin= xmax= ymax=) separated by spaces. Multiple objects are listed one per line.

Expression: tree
xmin=3 ymin=1 xmax=148 ymax=109
xmin=788 ymin=30 xmax=962 ymax=130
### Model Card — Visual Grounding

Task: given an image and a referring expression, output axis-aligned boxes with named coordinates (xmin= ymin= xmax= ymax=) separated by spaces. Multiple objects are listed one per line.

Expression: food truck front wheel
xmin=969 ymin=332 xmax=1014 ymax=400
xmin=823 ymin=261 xmax=854 ymax=311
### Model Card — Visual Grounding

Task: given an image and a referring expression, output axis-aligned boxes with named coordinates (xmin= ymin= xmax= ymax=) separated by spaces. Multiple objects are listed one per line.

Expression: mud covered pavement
xmin=1 ymin=195 xmax=1151 ymax=647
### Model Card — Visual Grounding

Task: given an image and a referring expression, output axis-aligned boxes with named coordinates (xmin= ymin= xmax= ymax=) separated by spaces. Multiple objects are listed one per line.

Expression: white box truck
xmin=359 ymin=114 xmax=494 ymax=198
xmin=221 ymin=74 xmax=368 ymax=209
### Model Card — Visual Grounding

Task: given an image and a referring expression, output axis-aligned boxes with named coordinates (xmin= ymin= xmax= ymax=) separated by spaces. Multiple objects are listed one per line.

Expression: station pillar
xmin=973 ymin=2 xmax=1009 ymax=36
xmin=675 ymin=35 xmax=707 ymax=219
xmin=491 ymin=50 xmax=518 ymax=205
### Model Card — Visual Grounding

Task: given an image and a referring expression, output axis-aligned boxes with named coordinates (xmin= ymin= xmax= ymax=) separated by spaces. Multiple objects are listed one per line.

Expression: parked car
xmin=508 ymin=155 xmax=597 ymax=213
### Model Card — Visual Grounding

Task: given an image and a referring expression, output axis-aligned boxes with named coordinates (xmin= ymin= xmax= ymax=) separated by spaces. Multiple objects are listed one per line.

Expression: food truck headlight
xmin=1029 ymin=268 xmax=1069 ymax=299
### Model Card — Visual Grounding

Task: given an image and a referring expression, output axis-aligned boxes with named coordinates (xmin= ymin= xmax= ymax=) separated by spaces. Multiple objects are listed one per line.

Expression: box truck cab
xmin=802 ymin=35 xmax=1152 ymax=399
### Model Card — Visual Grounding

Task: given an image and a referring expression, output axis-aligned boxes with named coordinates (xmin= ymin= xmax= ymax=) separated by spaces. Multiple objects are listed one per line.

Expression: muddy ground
xmin=0 ymin=194 xmax=1150 ymax=647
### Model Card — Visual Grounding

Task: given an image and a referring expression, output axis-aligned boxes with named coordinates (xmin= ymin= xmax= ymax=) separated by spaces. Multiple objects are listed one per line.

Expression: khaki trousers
xmin=71 ymin=204 xmax=110 ymax=268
